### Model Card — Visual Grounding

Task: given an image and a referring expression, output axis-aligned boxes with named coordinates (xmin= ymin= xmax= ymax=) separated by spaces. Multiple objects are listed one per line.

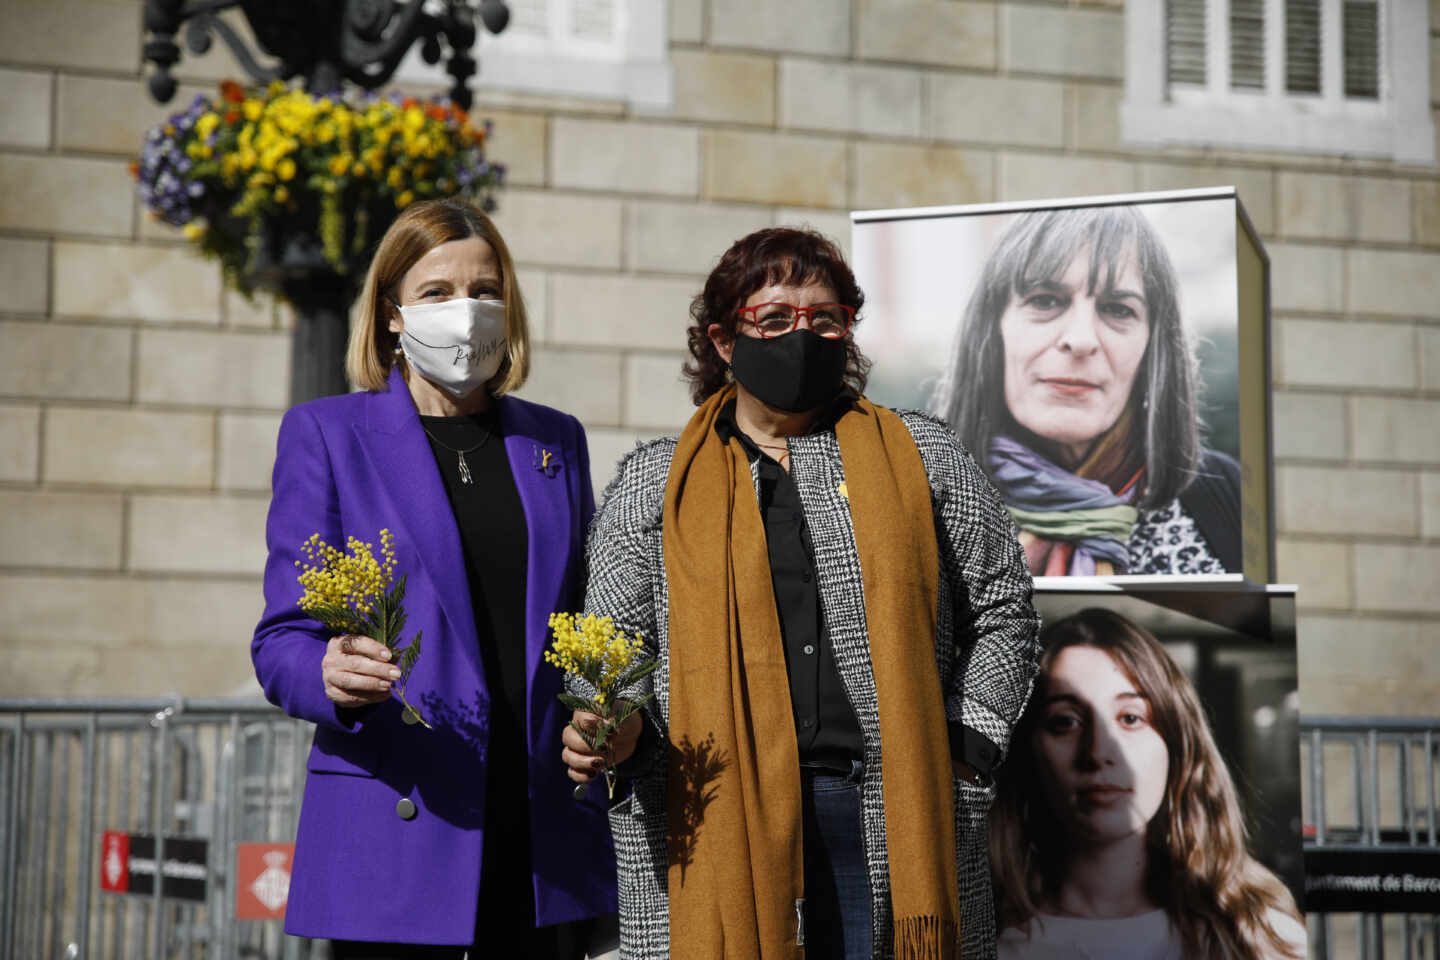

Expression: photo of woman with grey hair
xmin=929 ymin=205 xmax=1241 ymax=577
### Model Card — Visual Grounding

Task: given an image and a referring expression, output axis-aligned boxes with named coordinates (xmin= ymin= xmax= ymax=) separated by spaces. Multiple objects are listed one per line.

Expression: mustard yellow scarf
xmin=663 ymin=385 xmax=960 ymax=959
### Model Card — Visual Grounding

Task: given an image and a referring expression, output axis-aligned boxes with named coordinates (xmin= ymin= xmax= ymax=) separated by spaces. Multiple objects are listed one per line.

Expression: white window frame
xmin=1122 ymin=0 xmax=1434 ymax=165
xmin=393 ymin=0 xmax=673 ymax=108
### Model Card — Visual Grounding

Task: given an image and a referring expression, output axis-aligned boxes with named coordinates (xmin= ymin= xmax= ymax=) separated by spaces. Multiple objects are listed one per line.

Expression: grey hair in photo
xmin=929 ymin=205 xmax=1202 ymax=508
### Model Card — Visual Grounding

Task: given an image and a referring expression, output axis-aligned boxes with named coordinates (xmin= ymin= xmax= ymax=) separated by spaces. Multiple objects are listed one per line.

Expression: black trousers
xmin=330 ymin=916 xmax=596 ymax=960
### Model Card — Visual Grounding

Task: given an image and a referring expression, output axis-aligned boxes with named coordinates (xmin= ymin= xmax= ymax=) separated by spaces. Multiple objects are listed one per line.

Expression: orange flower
xmin=401 ymin=96 xmax=418 ymax=109
xmin=223 ymin=109 xmax=241 ymax=125
xmin=127 ymin=160 xmax=139 ymax=179
xmin=427 ymin=104 xmax=448 ymax=121
xmin=219 ymin=79 xmax=245 ymax=104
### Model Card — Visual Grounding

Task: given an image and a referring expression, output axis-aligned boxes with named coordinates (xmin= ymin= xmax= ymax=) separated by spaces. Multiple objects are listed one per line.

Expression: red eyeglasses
xmin=735 ymin=302 xmax=855 ymax=339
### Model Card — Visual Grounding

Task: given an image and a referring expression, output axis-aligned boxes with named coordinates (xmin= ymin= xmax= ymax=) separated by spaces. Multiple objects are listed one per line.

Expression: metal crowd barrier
xmin=0 ymin=697 xmax=317 ymax=960
xmin=1303 ymin=716 xmax=1440 ymax=960
xmin=5 ymin=701 xmax=1439 ymax=960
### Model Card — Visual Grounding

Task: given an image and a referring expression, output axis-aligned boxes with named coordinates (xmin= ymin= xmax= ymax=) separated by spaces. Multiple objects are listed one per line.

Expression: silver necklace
xmin=423 ymin=425 xmax=490 ymax=484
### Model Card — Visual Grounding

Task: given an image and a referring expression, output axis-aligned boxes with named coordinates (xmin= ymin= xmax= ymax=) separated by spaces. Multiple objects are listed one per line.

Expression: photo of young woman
xmin=989 ymin=607 xmax=1306 ymax=960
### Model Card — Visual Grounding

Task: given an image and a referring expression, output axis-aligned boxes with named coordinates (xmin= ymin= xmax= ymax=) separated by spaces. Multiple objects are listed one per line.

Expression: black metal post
xmin=281 ymin=272 xmax=356 ymax=403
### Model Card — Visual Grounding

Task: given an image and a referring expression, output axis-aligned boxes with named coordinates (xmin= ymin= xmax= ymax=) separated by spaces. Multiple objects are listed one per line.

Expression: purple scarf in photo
xmin=986 ymin=434 xmax=1137 ymax=576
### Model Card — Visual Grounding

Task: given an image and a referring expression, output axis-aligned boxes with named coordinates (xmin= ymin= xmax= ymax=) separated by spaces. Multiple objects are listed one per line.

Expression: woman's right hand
xmin=321 ymin=634 xmax=401 ymax=707
xmin=562 ymin=709 xmax=643 ymax=783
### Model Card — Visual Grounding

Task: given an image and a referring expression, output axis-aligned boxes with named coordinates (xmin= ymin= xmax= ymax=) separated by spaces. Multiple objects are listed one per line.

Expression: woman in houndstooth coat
xmin=562 ymin=227 xmax=1041 ymax=960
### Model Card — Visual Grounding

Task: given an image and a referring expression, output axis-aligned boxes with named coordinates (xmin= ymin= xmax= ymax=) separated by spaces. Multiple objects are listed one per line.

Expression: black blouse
xmin=714 ymin=401 xmax=864 ymax=773
xmin=419 ymin=410 xmax=534 ymax=922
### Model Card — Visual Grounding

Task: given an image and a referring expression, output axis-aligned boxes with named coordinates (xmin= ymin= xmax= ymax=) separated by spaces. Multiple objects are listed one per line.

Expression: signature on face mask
xmin=407 ymin=333 xmax=507 ymax=366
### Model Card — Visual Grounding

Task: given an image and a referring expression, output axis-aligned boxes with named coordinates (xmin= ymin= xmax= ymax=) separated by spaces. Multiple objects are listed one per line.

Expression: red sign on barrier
xmin=236 ymin=843 xmax=294 ymax=920
xmin=100 ymin=831 xmax=129 ymax=893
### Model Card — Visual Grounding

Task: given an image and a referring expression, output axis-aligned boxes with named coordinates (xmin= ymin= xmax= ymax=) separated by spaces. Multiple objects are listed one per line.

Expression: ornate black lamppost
xmin=141 ymin=0 xmax=510 ymax=402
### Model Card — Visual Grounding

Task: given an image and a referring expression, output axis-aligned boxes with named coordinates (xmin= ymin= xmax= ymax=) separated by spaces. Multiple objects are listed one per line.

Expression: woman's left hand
xmin=561 ymin=709 xmax=643 ymax=783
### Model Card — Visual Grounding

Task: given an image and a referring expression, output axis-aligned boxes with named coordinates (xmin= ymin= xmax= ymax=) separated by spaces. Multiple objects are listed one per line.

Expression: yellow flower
xmin=195 ymin=112 xmax=220 ymax=138
xmin=276 ymin=157 xmax=297 ymax=181
xmin=396 ymin=190 xmax=414 ymax=207
xmin=182 ymin=222 xmax=205 ymax=240
xmin=274 ymin=185 xmax=289 ymax=204
xmin=545 ymin=612 xmax=647 ymax=698
xmin=243 ymin=99 xmax=264 ymax=122
xmin=296 ymin=530 xmax=397 ymax=624
xmin=328 ymin=154 xmax=351 ymax=176
xmin=386 ymin=166 xmax=404 ymax=189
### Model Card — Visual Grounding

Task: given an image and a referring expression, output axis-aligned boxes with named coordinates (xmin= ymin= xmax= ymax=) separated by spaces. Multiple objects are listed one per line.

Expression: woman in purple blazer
xmin=252 ymin=198 xmax=618 ymax=958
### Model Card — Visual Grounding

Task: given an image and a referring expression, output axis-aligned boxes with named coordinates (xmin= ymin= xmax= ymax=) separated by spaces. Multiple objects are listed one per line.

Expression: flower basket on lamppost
xmin=134 ymin=81 xmax=504 ymax=400
xmin=139 ymin=0 xmax=511 ymax=403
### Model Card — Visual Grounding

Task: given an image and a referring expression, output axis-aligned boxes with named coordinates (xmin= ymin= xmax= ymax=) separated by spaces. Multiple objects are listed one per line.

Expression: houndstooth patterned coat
xmin=583 ymin=407 xmax=1041 ymax=960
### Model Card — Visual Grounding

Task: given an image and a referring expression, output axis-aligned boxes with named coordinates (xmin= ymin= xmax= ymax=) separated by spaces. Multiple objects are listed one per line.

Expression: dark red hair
xmin=681 ymin=227 xmax=871 ymax=404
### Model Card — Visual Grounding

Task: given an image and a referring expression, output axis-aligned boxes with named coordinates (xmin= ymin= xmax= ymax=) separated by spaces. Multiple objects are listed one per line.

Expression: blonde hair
xmin=346 ymin=197 xmax=530 ymax=394
xmin=990 ymin=609 xmax=1303 ymax=959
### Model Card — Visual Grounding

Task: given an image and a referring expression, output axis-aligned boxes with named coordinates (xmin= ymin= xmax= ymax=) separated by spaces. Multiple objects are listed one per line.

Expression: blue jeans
xmin=801 ymin=761 xmax=872 ymax=960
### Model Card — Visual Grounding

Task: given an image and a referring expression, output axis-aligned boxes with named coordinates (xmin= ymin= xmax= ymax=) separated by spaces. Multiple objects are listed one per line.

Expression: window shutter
xmin=1285 ymin=0 xmax=1322 ymax=93
xmin=508 ymin=0 xmax=550 ymax=38
xmin=1229 ymin=0 xmax=1266 ymax=89
xmin=1167 ymin=0 xmax=1207 ymax=85
xmin=1343 ymin=0 xmax=1381 ymax=98
xmin=570 ymin=0 xmax=618 ymax=43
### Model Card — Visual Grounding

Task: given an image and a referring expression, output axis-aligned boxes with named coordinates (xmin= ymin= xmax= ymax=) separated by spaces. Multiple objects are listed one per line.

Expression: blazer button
xmin=396 ymin=797 xmax=417 ymax=821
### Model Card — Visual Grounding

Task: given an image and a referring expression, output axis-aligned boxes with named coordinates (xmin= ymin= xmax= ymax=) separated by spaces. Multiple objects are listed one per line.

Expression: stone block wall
xmin=0 ymin=0 xmax=1437 ymax=733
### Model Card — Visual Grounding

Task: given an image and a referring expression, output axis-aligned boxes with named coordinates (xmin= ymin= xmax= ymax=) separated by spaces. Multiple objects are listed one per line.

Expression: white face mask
xmin=395 ymin=298 xmax=508 ymax=398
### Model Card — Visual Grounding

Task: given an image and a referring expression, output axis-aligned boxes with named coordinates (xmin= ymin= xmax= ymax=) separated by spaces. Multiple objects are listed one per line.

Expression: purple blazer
xmin=252 ymin=366 xmax=616 ymax=944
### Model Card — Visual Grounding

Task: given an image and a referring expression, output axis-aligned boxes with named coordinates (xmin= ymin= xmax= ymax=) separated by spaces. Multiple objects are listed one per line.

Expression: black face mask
xmin=729 ymin=329 xmax=848 ymax=413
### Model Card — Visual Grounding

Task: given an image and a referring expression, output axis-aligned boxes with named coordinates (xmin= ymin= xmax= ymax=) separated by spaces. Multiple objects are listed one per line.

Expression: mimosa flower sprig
xmin=296 ymin=529 xmax=430 ymax=729
xmin=546 ymin=613 xmax=656 ymax=800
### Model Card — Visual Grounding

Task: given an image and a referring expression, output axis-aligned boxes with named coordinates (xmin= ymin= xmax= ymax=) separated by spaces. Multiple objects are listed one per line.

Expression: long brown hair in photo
xmin=989 ymin=608 xmax=1303 ymax=959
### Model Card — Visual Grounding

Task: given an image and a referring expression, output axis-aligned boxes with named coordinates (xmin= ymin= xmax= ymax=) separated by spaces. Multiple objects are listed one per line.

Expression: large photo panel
xmin=989 ymin=587 xmax=1306 ymax=958
xmin=852 ymin=188 xmax=1271 ymax=584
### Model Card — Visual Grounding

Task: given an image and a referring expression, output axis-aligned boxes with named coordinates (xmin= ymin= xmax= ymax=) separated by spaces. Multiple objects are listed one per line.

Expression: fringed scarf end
xmin=893 ymin=914 xmax=959 ymax=960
